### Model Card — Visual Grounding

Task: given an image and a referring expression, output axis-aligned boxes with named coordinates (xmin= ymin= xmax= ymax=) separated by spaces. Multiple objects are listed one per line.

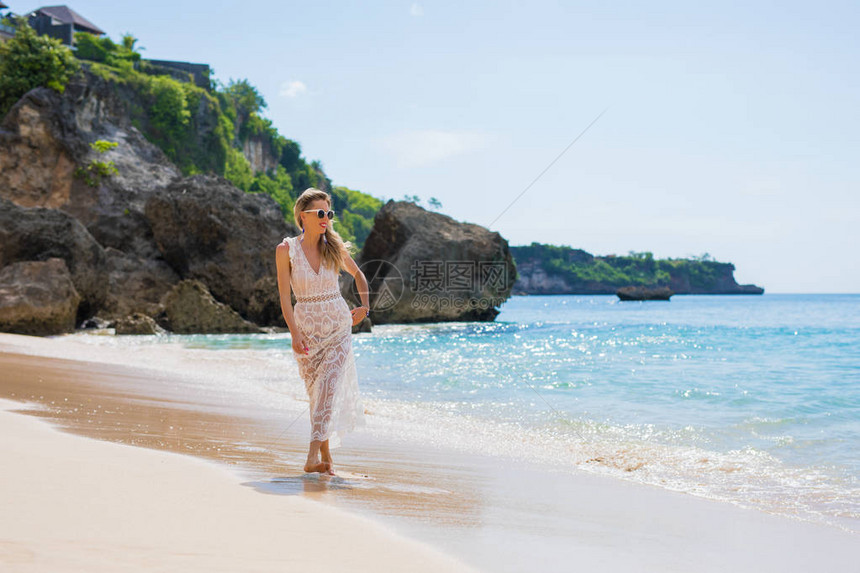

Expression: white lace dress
xmin=283 ymin=235 xmax=366 ymax=448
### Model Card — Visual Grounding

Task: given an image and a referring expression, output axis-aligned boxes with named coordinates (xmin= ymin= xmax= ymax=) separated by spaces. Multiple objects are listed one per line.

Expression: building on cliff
xmin=143 ymin=59 xmax=212 ymax=90
xmin=26 ymin=4 xmax=103 ymax=46
xmin=16 ymin=4 xmax=211 ymax=90
xmin=0 ymin=2 xmax=15 ymax=43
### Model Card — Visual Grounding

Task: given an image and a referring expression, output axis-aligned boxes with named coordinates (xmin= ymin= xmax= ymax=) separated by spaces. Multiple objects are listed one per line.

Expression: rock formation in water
xmin=158 ymin=279 xmax=262 ymax=334
xmin=114 ymin=312 xmax=166 ymax=335
xmin=616 ymin=286 xmax=674 ymax=301
xmin=353 ymin=201 xmax=517 ymax=323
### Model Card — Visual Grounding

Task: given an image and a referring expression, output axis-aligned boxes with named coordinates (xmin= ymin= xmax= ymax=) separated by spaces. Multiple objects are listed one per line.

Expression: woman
xmin=275 ymin=188 xmax=370 ymax=475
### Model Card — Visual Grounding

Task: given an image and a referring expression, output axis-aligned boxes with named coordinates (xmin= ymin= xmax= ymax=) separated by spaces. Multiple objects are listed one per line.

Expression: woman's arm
xmin=341 ymin=248 xmax=370 ymax=324
xmin=275 ymin=242 xmax=301 ymax=334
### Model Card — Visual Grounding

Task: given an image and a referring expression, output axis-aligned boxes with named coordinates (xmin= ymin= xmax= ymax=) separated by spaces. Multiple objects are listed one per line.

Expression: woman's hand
xmin=291 ymin=332 xmax=309 ymax=355
xmin=351 ymin=306 xmax=369 ymax=326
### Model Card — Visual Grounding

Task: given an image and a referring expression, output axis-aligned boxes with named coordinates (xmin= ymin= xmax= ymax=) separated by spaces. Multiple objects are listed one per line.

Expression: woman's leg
xmin=320 ymin=439 xmax=335 ymax=474
xmin=304 ymin=440 xmax=330 ymax=473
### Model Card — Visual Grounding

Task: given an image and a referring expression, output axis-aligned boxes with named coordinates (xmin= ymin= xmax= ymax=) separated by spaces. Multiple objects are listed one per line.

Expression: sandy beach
xmin=1 ymin=331 xmax=857 ymax=572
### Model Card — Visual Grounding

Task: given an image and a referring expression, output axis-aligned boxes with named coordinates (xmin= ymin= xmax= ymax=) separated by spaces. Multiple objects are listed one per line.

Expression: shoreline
xmin=1 ymin=332 xmax=857 ymax=572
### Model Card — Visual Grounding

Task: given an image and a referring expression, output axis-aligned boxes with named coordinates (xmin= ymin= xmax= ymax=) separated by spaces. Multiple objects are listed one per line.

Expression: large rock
xmin=616 ymin=286 xmax=674 ymax=301
xmin=160 ymin=279 xmax=262 ymax=334
xmin=100 ymin=247 xmax=180 ymax=320
xmin=0 ymin=258 xmax=81 ymax=336
xmin=114 ymin=312 xmax=166 ymax=335
xmin=356 ymin=201 xmax=517 ymax=323
xmin=0 ymin=88 xmax=86 ymax=209
xmin=145 ymin=174 xmax=297 ymax=326
xmin=0 ymin=198 xmax=108 ymax=322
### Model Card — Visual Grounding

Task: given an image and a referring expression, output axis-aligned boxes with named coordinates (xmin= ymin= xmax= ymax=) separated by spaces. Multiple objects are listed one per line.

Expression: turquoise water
xmin=104 ymin=294 xmax=860 ymax=529
xmin=367 ymin=294 xmax=860 ymax=473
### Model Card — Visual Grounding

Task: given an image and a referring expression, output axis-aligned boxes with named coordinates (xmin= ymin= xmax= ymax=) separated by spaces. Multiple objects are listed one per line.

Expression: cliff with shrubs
xmin=510 ymin=243 xmax=764 ymax=295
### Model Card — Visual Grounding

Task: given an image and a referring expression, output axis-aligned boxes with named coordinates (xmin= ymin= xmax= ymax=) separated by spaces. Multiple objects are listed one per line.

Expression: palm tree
xmin=121 ymin=33 xmax=143 ymax=52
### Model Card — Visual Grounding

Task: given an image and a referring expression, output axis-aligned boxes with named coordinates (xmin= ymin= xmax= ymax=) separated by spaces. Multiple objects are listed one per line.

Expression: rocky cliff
xmin=510 ymin=244 xmax=764 ymax=295
xmin=0 ymin=69 xmax=298 ymax=335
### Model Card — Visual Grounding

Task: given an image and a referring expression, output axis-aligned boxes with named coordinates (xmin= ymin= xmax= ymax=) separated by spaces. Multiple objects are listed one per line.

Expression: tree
xmin=627 ymin=251 xmax=654 ymax=261
xmin=0 ymin=18 xmax=80 ymax=116
xmin=225 ymin=79 xmax=266 ymax=120
xmin=121 ymin=33 xmax=143 ymax=52
xmin=74 ymin=31 xmax=140 ymax=65
xmin=428 ymin=197 xmax=443 ymax=209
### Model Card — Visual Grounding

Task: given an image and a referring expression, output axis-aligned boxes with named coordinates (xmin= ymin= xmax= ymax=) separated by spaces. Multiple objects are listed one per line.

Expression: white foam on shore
xmin=0 ymin=331 xmax=308 ymax=415
xmin=359 ymin=396 xmax=860 ymax=532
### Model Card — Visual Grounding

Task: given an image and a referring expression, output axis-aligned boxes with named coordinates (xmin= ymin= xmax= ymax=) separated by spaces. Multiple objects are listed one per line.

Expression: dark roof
xmin=33 ymin=5 xmax=104 ymax=35
xmin=0 ymin=2 xmax=9 ymax=10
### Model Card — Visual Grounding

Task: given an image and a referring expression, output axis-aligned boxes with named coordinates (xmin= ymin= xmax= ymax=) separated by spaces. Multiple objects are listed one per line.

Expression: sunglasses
xmin=302 ymin=209 xmax=335 ymax=220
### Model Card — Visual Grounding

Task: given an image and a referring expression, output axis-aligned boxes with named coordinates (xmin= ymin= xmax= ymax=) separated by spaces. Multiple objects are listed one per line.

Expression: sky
xmin=16 ymin=1 xmax=859 ymax=292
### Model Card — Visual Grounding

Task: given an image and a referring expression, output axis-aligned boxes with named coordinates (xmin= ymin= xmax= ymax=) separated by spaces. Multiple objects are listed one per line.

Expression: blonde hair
xmin=293 ymin=188 xmax=353 ymax=274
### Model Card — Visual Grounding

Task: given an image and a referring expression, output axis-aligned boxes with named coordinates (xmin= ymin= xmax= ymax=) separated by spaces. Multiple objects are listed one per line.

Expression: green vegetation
xmin=73 ymin=32 xmax=141 ymax=67
xmin=511 ymin=242 xmax=735 ymax=291
xmin=0 ymin=17 xmax=80 ymax=116
xmin=74 ymin=139 xmax=119 ymax=187
xmin=331 ymin=186 xmax=384 ymax=246
xmin=84 ymin=50 xmax=230 ymax=176
xmin=402 ymin=194 xmax=443 ymax=210
xmin=213 ymin=78 xmax=330 ymax=220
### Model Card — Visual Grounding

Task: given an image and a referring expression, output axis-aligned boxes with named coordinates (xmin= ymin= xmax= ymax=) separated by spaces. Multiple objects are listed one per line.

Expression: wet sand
xmin=0 ymin=395 xmax=478 ymax=572
xmin=1 ymin=332 xmax=858 ymax=572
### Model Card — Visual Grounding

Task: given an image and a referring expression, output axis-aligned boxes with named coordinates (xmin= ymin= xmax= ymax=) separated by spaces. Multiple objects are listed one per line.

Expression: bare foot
xmin=321 ymin=454 xmax=336 ymax=475
xmin=303 ymin=460 xmax=330 ymax=473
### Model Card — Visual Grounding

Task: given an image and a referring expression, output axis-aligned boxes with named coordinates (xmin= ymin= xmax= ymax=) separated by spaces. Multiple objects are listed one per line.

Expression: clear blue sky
xmin=19 ymin=1 xmax=859 ymax=292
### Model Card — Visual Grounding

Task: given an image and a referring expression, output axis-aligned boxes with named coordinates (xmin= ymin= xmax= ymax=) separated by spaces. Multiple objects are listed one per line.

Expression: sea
xmin=61 ymin=293 xmax=859 ymax=534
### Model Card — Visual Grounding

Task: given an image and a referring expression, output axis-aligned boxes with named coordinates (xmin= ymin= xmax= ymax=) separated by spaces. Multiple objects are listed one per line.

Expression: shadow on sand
xmin=242 ymin=472 xmax=368 ymax=496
